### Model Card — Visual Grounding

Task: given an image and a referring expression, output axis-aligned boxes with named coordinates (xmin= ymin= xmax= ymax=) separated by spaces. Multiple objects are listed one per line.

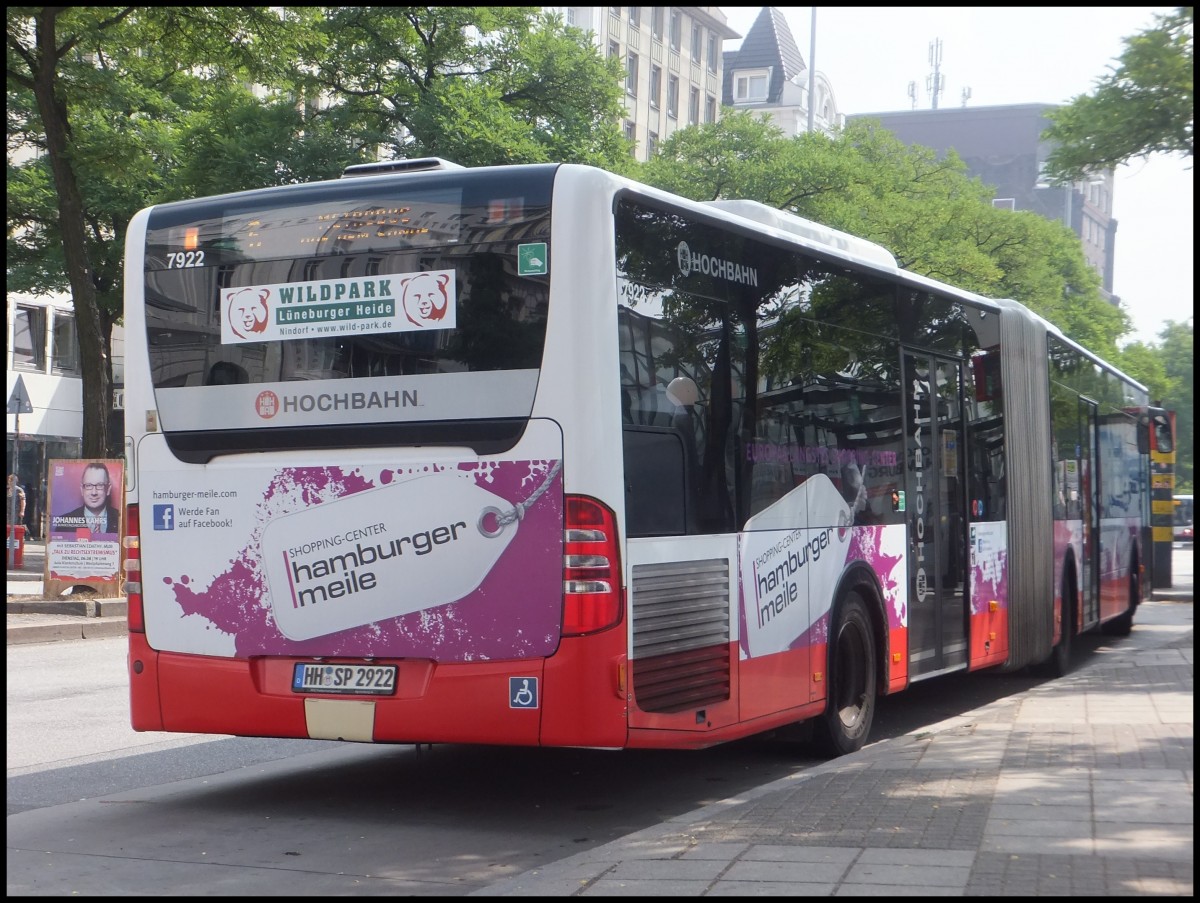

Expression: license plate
xmin=292 ymin=662 xmax=397 ymax=696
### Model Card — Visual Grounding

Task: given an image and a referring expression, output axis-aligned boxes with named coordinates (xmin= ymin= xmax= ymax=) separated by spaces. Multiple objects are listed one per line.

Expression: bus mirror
xmin=1152 ymin=412 xmax=1174 ymax=454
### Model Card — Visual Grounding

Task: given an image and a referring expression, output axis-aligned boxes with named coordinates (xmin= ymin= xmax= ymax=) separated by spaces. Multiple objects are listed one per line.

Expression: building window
xmin=734 ymin=71 xmax=769 ymax=102
xmin=607 ymin=39 xmax=620 ymax=60
xmin=647 ymin=131 xmax=658 ymax=157
xmin=689 ymin=86 xmax=700 ymax=125
xmin=624 ymin=120 xmax=636 ymax=155
xmin=51 ymin=312 xmax=80 ymax=375
xmin=705 ymin=94 xmax=716 ymax=123
xmin=649 ymin=64 xmax=661 ymax=109
xmin=691 ymin=23 xmax=702 ymax=63
xmin=626 ymin=51 xmax=639 ymax=96
xmin=992 ymin=198 xmax=1016 ymax=211
xmin=667 ymin=75 xmax=679 ymax=118
xmin=669 ymin=11 xmax=681 ymax=51
xmin=566 ymin=7 xmax=576 ymax=26
xmin=651 ymin=7 xmax=663 ymax=41
xmin=12 ymin=306 xmax=46 ymax=371
xmin=707 ymin=33 xmax=718 ymax=72
xmin=628 ymin=6 xmax=640 ymax=28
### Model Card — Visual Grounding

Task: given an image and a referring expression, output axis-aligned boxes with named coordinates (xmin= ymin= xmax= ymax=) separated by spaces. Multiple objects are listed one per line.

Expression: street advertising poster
xmin=46 ymin=458 xmax=125 ymax=595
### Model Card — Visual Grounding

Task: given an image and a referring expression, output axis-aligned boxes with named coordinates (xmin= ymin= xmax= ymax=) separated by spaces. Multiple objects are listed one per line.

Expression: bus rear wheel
xmin=1037 ymin=569 xmax=1076 ymax=678
xmin=813 ymin=591 xmax=876 ymax=758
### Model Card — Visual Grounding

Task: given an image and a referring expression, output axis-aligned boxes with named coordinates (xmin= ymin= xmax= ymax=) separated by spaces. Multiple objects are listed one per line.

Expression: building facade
xmin=548 ymin=7 xmax=740 ymax=160
xmin=846 ymin=103 xmax=1118 ymax=302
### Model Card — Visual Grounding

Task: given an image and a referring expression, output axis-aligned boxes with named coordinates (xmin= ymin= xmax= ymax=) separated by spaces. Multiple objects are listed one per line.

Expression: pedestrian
xmin=7 ymin=473 xmax=26 ymax=527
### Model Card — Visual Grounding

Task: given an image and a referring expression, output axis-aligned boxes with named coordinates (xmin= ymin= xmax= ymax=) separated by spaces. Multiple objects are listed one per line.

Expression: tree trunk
xmin=31 ymin=9 xmax=110 ymax=458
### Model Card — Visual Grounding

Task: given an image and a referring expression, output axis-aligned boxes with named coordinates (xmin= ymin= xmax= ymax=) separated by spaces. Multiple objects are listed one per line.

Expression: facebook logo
xmin=153 ymin=504 xmax=175 ymax=531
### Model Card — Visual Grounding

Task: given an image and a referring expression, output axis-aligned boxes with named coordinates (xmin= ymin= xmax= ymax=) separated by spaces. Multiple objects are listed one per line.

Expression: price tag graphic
xmin=264 ymin=471 xmax=518 ymax=640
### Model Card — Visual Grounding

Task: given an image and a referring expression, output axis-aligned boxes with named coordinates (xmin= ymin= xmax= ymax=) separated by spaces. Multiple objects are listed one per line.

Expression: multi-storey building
xmin=6 ymin=293 xmax=123 ymax=539
xmin=846 ymin=103 xmax=1118 ymax=302
xmin=548 ymin=7 xmax=740 ymax=160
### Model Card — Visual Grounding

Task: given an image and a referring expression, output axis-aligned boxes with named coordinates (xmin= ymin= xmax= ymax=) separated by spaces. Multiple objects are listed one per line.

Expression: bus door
xmin=1079 ymin=397 xmax=1100 ymax=625
xmin=903 ymin=351 xmax=969 ymax=678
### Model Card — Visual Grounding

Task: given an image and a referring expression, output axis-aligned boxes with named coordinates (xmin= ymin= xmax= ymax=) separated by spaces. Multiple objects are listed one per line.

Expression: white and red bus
xmin=122 ymin=159 xmax=1169 ymax=755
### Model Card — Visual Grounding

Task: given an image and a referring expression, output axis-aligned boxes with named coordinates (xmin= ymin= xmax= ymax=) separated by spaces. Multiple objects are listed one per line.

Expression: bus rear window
xmin=139 ymin=173 xmax=553 ymax=454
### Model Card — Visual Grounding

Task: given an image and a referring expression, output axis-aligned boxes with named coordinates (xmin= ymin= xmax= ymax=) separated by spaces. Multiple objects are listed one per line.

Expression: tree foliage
xmin=7 ymin=6 xmax=630 ymax=455
xmin=1123 ymin=320 xmax=1196 ymax=489
xmin=7 ymin=6 xmax=314 ymax=455
xmin=638 ymin=113 xmax=1128 ymax=351
xmin=1158 ymin=320 xmax=1193 ymax=489
xmin=296 ymin=7 xmax=631 ymax=169
xmin=1041 ymin=7 xmax=1194 ymax=181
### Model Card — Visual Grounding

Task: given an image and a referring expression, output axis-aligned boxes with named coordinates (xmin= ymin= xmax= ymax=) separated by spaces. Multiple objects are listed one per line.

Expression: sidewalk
xmin=7 ymin=541 xmax=1194 ymax=896
xmin=473 ymin=591 xmax=1193 ymax=896
xmin=6 ymin=538 xmax=127 ymax=644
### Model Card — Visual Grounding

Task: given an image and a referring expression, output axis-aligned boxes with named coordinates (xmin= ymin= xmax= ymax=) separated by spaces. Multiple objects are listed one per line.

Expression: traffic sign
xmin=7 ymin=374 xmax=33 ymax=415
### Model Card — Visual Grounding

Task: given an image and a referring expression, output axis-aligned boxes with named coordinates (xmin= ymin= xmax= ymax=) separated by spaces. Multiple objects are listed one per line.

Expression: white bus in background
xmin=1175 ymin=494 xmax=1194 ymax=543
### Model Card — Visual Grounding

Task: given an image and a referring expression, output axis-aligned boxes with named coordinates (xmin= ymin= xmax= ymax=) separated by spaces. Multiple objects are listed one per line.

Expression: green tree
xmin=1118 ymin=321 xmax=1193 ymax=489
xmin=1041 ymin=7 xmax=1194 ymax=182
xmin=7 ymin=7 xmax=313 ymax=456
xmin=296 ymin=7 xmax=631 ymax=170
xmin=640 ymin=114 xmax=1128 ymax=350
xmin=7 ymin=6 xmax=630 ymax=456
xmin=1114 ymin=341 xmax=1170 ymax=402
xmin=1159 ymin=320 xmax=1194 ymax=490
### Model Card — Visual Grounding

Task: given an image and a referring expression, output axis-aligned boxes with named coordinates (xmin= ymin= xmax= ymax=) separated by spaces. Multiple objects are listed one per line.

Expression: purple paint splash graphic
xmin=802 ymin=524 xmax=905 ymax=650
xmin=162 ymin=461 xmax=563 ymax=661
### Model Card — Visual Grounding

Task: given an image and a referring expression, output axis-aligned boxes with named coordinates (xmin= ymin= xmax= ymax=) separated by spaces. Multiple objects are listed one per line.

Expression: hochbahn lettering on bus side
xmin=676 ymin=241 xmax=758 ymax=286
xmin=911 ymin=399 xmax=928 ymax=602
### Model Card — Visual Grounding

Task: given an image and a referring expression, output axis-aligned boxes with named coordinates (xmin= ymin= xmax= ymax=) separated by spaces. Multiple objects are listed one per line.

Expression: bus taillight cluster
xmin=562 ymin=496 xmax=623 ymax=635
xmin=123 ymin=503 xmax=144 ymax=633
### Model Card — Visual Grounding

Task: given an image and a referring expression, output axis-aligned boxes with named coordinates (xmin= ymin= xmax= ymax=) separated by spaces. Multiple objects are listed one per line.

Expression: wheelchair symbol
xmin=509 ymin=676 xmax=538 ymax=709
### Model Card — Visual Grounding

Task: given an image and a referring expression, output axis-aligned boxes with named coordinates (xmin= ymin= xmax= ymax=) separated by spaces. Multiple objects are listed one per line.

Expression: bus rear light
xmin=562 ymin=496 xmax=622 ymax=636
xmin=124 ymin=503 xmax=145 ymax=633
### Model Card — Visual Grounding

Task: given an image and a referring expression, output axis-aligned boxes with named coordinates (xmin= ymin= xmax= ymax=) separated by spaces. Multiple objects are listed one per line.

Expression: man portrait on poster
xmin=52 ymin=461 xmax=121 ymax=536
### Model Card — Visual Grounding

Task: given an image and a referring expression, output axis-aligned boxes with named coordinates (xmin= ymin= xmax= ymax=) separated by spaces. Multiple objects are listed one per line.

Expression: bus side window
xmin=623 ymin=429 xmax=688 ymax=536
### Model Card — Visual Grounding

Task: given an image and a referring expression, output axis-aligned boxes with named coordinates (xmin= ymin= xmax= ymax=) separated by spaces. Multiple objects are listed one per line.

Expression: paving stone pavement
xmin=471 ymin=597 xmax=1192 ymax=897
xmin=8 ymin=539 xmax=1193 ymax=895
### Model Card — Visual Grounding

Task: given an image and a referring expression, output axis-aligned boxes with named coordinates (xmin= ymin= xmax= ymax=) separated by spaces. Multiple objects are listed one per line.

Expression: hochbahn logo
xmin=255 ymin=388 xmax=418 ymax=420
xmin=676 ymin=241 xmax=758 ymax=286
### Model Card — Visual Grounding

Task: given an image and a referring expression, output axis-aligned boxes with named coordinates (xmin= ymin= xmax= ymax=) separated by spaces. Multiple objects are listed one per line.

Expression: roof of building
xmin=722 ymin=7 xmax=806 ymax=106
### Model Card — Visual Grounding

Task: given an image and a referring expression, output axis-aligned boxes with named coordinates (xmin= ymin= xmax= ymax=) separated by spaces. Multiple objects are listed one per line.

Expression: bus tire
xmin=813 ymin=591 xmax=876 ymax=758
xmin=1038 ymin=569 xmax=1075 ymax=678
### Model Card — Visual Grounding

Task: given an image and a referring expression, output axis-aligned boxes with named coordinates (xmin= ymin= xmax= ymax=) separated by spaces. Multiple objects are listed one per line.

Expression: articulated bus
xmin=122 ymin=159 xmax=1171 ymax=756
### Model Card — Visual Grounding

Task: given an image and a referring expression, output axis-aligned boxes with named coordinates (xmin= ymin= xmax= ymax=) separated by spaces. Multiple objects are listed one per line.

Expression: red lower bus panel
xmin=128 ymin=632 xmax=164 ymax=731
xmin=886 ymin=625 xmax=909 ymax=692
xmin=1099 ymin=574 xmax=1128 ymax=624
xmin=968 ymin=606 xmax=1009 ymax=670
xmin=540 ymin=629 xmax=630 ymax=748
xmin=156 ymin=652 xmax=309 ymax=738
xmin=736 ymin=645 xmax=808 ymax=722
xmin=134 ymin=634 xmax=632 ymax=747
